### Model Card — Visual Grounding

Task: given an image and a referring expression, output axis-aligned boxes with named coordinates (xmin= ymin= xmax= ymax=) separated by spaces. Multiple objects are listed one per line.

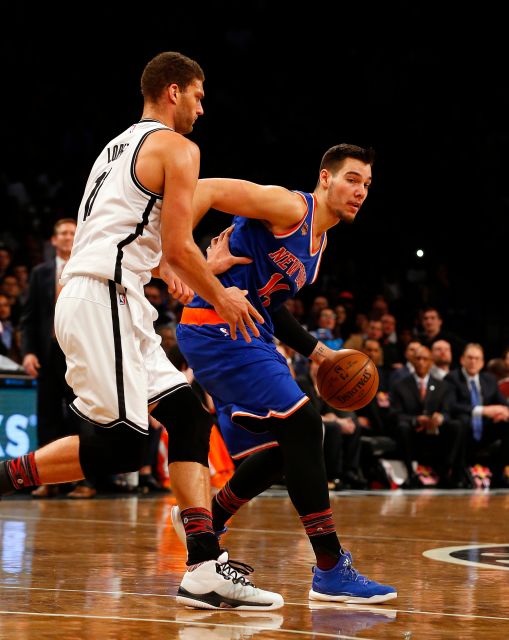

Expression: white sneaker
xmin=176 ymin=610 xmax=284 ymax=640
xmin=171 ymin=505 xmax=228 ymax=549
xmin=177 ymin=551 xmax=284 ymax=610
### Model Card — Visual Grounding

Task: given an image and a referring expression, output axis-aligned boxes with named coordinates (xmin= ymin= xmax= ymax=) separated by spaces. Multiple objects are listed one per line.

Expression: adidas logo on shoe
xmin=309 ymin=550 xmax=397 ymax=604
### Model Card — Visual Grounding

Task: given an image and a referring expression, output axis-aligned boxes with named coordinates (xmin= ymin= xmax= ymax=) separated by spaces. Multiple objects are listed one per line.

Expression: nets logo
xmin=423 ymin=544 xmax=509 ymax=570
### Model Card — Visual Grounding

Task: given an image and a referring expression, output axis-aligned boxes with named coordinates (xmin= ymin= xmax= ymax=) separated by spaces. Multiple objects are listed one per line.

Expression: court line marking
xmin=423 ymin=544 xmax=509 ymax=571
xmin=0 ymin=610 xmax=367 ymax=639
xmin=0 ymin=586 xmax=508 ymax=623
xmin=0 ymin=513 xmax=495 ymax=546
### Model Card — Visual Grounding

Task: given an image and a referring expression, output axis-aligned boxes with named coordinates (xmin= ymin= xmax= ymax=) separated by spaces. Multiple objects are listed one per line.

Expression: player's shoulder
xmin=147 ymin=129 xmax=199 ymax=157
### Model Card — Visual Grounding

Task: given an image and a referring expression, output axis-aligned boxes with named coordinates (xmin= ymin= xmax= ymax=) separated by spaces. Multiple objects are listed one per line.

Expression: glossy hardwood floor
xmin=0 ymin=488 xmax=508 ymax=639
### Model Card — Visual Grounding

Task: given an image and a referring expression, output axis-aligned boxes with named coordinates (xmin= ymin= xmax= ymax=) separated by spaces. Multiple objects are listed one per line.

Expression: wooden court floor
xmin=0 ymin=488 xmax=508 ymax=639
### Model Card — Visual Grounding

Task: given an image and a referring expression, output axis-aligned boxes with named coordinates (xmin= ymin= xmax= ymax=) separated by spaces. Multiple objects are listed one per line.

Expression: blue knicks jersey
xmin=189 ymin=191 xmax=327 ymax=335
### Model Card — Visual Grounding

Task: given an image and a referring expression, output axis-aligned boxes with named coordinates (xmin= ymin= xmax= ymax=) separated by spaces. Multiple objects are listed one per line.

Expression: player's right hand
xmin=214 ymin=287 xmax=264 ymax=342
xmin=23 ymin=353 xmax=41 ymax=378
xmin=206 ymin=225 xmax=253 ymax=275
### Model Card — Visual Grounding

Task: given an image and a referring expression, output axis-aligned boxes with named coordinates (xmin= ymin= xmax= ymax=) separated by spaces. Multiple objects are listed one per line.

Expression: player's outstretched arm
xmin=193 ymin=178 xmax=306 ymax=230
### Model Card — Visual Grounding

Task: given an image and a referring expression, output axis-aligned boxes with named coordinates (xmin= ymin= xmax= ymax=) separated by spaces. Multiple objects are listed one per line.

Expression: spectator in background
xmin=0 ymin=274 xmax=22 ymax=321
xmin=333 ymin=303 xmax=353 ymax=342
xmin=445 ymin=343 xmax=509 ymax=488
xmin=486 ymin=357 xmax=509 ymax=400
xmin=0 ymin=293 xmax=21 ymax=363
xmin=389 ymin=340 xmax=422 ymax=390
xmin=356 ymin=338 xmax=392 ymax=437
xmin=343 ymin=312 xmax=369 ymax=350
xmin=419 ymin=307 xmax=466 ymax=366
xmin=291 ymin=297 xmax=308 ymax=328
xmin=19 ymin=218 xmax=96 ymax=498
xmin=503 ymin=346 xmax=509 ymax=373
xmin=307 ymin=294 xmax=329 ymax=330
xmin=389 ymin=346 xmax=468 ymax=489
xmin=380 ymin=313 xmax=403 ymax=370
xmin=369 ymin=295 xmax=389 ymax=320
xmin=430 ymin=340 xmax=453 ymax=380
xmin=156 ymin=323 xmax=178 ymax=354
xmin=144 ymin=280 xmax=177 ymax=328
xmin=0 ymin=245 xmax=13 ymax=280
xmin=12 ymin=264 xmax=30 ymax=306
xmin=311 ymin=308 xmax=344 ymax=350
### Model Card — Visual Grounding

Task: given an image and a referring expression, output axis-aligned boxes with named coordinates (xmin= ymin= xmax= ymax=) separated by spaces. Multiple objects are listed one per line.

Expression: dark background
xmin=2 ymin=2 xmax=509 ymax=356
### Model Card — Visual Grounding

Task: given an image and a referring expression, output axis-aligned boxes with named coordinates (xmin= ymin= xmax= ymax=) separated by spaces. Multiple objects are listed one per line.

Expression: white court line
xmin=0 ymin=513 xmax=484 ymax=546
xmin=0 ymin=610 xmax=366 ymax=639
xmin=0 ymin=586 xmax=508 ymax=623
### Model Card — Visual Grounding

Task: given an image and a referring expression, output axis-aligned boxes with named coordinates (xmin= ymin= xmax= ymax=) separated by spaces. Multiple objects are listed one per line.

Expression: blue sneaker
xmin=309 ymin=551 xmax=397 ymax=604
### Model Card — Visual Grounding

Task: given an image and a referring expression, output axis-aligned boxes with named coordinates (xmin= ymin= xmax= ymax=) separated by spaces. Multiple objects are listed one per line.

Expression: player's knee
xmin=151 ymin=386 xmax=212 ymax=466
xmin=78 ymin=421 xmax=147 ymax=478
xmin=271 ymin=402 xmax=324 ymax=449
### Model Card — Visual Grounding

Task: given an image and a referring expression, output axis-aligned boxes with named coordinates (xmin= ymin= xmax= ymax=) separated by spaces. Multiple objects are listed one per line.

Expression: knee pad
xmin=151 ymin=386 xmax=212 ymax=466
xmin=78 ymin=421 xmax=148 ymax=479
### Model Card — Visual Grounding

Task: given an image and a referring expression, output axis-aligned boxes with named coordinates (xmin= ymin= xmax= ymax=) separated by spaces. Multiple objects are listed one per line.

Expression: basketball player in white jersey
xmin=0 ymin=51 xmax=282 ymax=611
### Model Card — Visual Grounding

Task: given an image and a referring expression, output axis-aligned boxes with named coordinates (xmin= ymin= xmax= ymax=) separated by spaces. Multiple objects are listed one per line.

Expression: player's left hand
xmin=206 ymin=225 xmax=253 ymax=275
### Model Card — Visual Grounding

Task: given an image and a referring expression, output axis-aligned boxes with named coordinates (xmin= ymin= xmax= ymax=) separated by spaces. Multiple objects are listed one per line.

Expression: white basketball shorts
xmin=54 ymin=275 xmax=188 ymax=431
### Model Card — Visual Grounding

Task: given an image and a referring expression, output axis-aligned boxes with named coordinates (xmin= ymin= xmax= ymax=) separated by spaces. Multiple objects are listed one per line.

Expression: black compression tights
xmin=235 ymin=401 xmax=331 ymax=516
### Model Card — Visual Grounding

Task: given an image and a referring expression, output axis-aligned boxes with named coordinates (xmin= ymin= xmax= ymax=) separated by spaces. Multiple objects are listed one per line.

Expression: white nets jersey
xmin=62 ymin=119 xmax=172 ymax=287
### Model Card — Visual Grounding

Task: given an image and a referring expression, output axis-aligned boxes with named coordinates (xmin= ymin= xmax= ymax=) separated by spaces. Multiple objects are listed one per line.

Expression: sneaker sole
xmin=176 ymin=591 xmax=284 ymax=611
xmin=308 ymin=588 xmax=397 ymax=604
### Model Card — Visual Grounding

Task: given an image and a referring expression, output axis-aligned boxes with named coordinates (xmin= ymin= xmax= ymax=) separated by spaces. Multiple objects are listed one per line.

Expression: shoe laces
xmin=216 ymin=558 xmax=255 ymax=586
xmin=341 ymin=555 xmax=370 ymax=585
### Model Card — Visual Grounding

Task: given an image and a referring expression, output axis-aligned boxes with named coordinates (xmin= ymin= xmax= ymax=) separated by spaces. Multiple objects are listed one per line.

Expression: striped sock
xmin=300 ymin=508 xmax=341 ymax=570
xmin=181 ymin=507 xmax=220 ymax=566
xmin=213 ymin=481 xmax=250 ymax=531
xmin=1 ymin=453 xmax=41 ymax=492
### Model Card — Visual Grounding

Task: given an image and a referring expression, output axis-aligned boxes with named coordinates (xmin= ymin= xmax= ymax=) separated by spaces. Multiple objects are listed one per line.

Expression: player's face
xmin=174 ymin=79 xmax=204 ymax=134
xmin=326 ymin=159 xmax=372 ymax=223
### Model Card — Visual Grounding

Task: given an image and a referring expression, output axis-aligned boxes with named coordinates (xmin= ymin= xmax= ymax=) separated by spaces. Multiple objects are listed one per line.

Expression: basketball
xmin=316 ymin=349 xmax=379 ymax=411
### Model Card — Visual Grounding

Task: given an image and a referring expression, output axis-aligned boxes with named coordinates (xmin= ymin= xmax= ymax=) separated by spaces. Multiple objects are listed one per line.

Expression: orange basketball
xmin=316 ymin=349 xmax=379 ymax=411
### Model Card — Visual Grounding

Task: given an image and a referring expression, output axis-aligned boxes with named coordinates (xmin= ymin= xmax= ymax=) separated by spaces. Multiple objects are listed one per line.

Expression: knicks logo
xmin=423 ymin=544 xmax=509 ymax=571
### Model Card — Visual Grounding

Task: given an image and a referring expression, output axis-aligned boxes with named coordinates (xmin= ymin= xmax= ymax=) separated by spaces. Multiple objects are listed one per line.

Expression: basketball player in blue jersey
xmin=173 ymin=144 xmax=397 ymax=603
xmin=0 ymin=51 xmax=283 ymax=611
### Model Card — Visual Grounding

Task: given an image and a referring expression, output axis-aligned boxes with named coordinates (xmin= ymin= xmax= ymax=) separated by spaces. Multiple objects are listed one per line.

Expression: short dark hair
xmin=141 ymin=52 xmax=205 ymax=102
xmin=319 ymin=144 xmax=375 ymax=174
xmin=53 ymin=218 xmax=77 ymax=234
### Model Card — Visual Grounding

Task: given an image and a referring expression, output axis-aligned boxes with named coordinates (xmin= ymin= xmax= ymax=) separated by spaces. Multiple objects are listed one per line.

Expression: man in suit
xmin=389 ymin=345 xmax=468 ymax=488
xmin=20 ymin=218 xmax=96 ymax=498
xmin=389 ymin=340 xmax=422 ymax=391
xmin=445 ymin=343 xmax=509 ymax=488
xmin=419 ymin=307 xmax=466 ymax=367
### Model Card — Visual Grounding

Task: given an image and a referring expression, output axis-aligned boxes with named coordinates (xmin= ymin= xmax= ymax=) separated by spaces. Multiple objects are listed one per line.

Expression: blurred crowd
xmin=1 ymin=212 xmax=509 ymax=495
